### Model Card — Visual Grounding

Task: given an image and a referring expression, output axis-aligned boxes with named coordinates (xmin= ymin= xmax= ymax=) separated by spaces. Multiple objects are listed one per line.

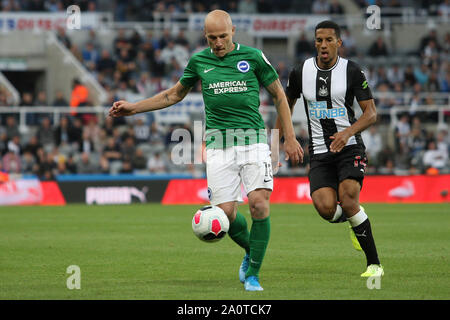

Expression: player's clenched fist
xmin=109 ymin=100 xmax=137 ymax=117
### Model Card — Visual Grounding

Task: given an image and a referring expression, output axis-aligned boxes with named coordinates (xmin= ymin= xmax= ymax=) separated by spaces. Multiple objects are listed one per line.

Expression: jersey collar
xmin=314 ymin=55 xmax=340 ymax=72
xmin=209 ymin=42 xmax=240 ymax=58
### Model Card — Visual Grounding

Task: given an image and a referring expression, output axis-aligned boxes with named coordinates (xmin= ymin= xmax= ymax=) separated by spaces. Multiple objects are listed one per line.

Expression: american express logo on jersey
xmin=308 ymin=101 xmax=347 ymax=119
xmin=208 ymin=81 xmax=248 ymax=94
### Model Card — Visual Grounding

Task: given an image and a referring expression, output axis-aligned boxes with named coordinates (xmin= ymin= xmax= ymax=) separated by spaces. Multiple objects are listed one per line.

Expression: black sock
xmin=352 ymin=219 xmax=380 ymax=266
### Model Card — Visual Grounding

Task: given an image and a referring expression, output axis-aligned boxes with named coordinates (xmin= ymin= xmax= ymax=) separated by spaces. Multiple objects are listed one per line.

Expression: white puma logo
xmin=319 ymin=76 xmax=328 ymax=84
xmin=355 ymin=230 xmax=367 ymax=237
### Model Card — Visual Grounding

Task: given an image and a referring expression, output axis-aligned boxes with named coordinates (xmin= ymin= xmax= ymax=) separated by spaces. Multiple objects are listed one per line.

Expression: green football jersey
xmin=179 ymin=43 xmax=278 ymax=148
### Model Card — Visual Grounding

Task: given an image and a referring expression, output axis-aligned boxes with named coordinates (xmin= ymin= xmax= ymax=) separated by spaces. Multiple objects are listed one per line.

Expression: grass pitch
xmin=0 ymin=203 xmax=449 ymax=300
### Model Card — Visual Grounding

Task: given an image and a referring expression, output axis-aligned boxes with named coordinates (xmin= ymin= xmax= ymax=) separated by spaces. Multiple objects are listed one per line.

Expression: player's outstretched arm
xmin=265 ymin=79 xmax=304 ymax=165
xmin=330 ymin=98 xmax=377 ymax=153
xmin=109 ymin=81 xmax=191 ymax=117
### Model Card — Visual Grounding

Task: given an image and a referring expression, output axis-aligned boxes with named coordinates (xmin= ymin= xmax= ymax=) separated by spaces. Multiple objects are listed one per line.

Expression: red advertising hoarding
xmin=162 ymin=175 xmax=450 ymax=204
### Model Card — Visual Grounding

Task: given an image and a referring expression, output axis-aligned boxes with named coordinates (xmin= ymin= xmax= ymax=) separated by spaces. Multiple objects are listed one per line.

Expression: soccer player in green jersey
xmin=109 ymin=10 xmax=303 ymax=291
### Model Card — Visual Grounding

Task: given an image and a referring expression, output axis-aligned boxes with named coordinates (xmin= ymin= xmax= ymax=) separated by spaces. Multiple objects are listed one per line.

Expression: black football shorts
xmin=308 ymin=145 xmax=367 ymax=195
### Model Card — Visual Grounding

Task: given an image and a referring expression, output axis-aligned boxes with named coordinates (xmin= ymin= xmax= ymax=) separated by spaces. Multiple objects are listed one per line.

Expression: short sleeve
xmin=255 ymin=50 xmax=279 ymax=87
xmin=179 ymin=56 xmax=199 ymax=88
xmin=349 ymin=61 xmax=373 ymax=101
xmin=285 ymin=67 xmax=302 ymax=99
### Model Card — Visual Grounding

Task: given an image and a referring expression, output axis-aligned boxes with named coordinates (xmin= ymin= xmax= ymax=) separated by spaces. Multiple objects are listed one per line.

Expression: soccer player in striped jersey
xmin=274 ymin=20 xmax=383 ymax=278
xmin=109 ymin=10 xmax=303 ymax=291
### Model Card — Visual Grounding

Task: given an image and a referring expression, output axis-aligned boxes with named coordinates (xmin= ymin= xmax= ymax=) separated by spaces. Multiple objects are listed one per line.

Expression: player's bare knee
xmin=339 ymin=193 xmax=359 ymax=214
xmin=314 ymin=202 xmax=336 ymax=221
xmin=249 ymin=200 xmax=269 ymax=219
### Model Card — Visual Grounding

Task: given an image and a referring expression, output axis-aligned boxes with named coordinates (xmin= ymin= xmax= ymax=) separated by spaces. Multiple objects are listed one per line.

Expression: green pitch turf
xmin=0 ymin=203 xmax=449 ymax=300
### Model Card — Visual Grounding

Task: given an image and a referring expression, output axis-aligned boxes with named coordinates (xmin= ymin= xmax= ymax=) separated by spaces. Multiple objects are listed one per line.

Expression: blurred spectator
xmin=23 ymin=135 xmax=42 ymax=160
xmin=37 ymin=117 xmax=55 ymax=150
xmin=422 ymin=39 xmax=440 ymax=66
xmin=408 ymin=125 xmax=427 ymax=160
xmin=134 ymin=117 xmax=150 ymax=144
xmin=135 ymin=50 xmax=150 ymax=74
xmin=79 ymin=131 xmax=95 ymax=154
xmin=395 ymin=114 xmax=411 ymax=148
xmin=257 ymin=0 xmax=272 ymax=13
xmin=160 ymin=40 xmax=189 ymax=69
xmin=329 ymin=0 xmax=344 ymax=14
xmin=66 ymin=154 xmax=77 ymax=174
xmin=426 ymin=73 xmax=441 ymax=92
xmin=38 ymin=152 xmax=57 ymax=180
xmin=52 ymin=90 xmax=69 ymax=106
xmin=295 ymin=33 xmax=314 ymax=62
xmin=238 ymin=0 xmax=257 ymax=13
xmin=82 ymin=42 xmax=100 ymax=66
xmin=0 ymin=132 xmax=6 ymax=156
xmin=362 ymin=125 xmax=383 ymax=168
xmin=149 ymin=122 xmax=166 ymax=150
xmin=99 ymin=155 xmax=110 ymax=174
xmin=159 ymin=29 xmax=173 ymax=50
xmin=312 ymin=0 xmax=330 ymax=14
xmin=54 ymin=116 xmax=71 ymax=146
xmin=35 ymin=90 xmax=50 ymax=121
xmin=387 ymin=64 xmax=404 ymax=85
xmin=419 ymin=29 xmax=441 ymax=53
xmin=276 ymin=61 xmax=289 ymax=88
xmin=414 ymin=64 xmax=429 ymax=86
xmin=368 ymin=37 xmax=389 ymax=57
xmin=70 ymin=79 xmax=89 ymax=114
xmin=113 ymin=29 xmax=131 ymax=57
xmin=438 ymin=0 xmax=450 ymax=19
xmin=2 ymin=150 xmax=21 ymax=173
xmin=5 ymin=116 xmax=20 ymax=140
xmin=77 ymin=152 xmax=98 ymax=174
xmin=7 ymin=135 xmax=21 ymax=155
xmin=83 ymin=117 xmax=101 ymax=143
xmin=132 ymin=148 xmax=148 ymax=170
xmin=340 ymin=28 xmax=357 ymax=56
xmin=69 ymin=117 xmax=83 ymax=147
xmin=174 ymin=30 xmax=190 ymax=49
xmin=97 ymin=49 xmax=117 ymax=77
xmin=440 ymin=71 xmax=450 ymax=92
xmin=119 ymin=157 xmax=133 ymax=173
xmin=121 ymin=135 xmax=137 ymax=160
xmin=103 ymin=137 xmax=122 ymax=163
xmin=21 ymin=151 xmax=36 ymax=174
xmin=20 ymin=92 xmax=36 ymax=125
xmin=403 ymin=64 xmax=417 ymax=89
xmin=423 ymin=140 xmax=448 ymax=172
xmin=151 ymin=49 xmax=166 ymax=78
xmin=147 ymin=152 xmax=166 ymax=173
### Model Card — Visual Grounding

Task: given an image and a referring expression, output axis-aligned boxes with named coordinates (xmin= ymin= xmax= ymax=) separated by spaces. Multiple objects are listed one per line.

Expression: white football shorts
xmin=206 ymin=143 xmax=273 ymax=206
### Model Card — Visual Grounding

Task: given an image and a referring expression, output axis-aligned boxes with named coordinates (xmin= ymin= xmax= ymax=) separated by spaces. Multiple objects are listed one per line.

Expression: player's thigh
xmin=336 ymin=146 xmax=367 ymax=190
xmin=206 ymin=148 xmax=242 ymax=206
xmin=239 ymin=143 xmax=273 ymax=195
xmin=308 ymin=157 xmax=338 ymax=196
xmin=217 ymin=201 xmax=238 ymax=222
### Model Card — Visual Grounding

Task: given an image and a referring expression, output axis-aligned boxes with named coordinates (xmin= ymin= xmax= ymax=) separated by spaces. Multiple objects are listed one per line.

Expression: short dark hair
xmin=315 ymin=20 xmax=341 ymax=39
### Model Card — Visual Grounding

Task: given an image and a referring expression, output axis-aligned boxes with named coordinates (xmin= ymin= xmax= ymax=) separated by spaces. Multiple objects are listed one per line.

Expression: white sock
xmin=330 ymin=204 xmax=343 ymax=222
xmin=348 ymin=209 xmax=368 ymax=227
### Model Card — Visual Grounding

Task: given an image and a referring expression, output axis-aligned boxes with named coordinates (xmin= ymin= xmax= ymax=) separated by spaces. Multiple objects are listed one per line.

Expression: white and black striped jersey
xmin=285 ymin=56 xmax=373 ymax=155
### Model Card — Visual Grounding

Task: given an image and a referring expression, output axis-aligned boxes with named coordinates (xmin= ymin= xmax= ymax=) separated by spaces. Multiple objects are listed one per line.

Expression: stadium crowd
xmin=0 ymin=1 xmax=449 ymax=179
xmin=1 ymin=0 xmax=449 ymax=17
